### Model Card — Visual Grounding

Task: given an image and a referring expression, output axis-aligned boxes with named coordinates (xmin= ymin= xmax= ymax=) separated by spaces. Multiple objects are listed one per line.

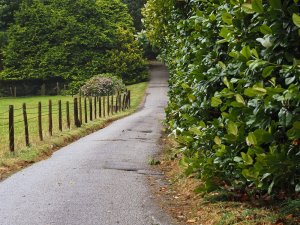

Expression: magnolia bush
xmin=80 ymin=74 xmax=126 ymax=96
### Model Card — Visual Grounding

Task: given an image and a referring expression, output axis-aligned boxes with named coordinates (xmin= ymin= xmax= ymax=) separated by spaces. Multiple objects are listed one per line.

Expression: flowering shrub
xmin=80 ymin=74 xmax=126 ymax=96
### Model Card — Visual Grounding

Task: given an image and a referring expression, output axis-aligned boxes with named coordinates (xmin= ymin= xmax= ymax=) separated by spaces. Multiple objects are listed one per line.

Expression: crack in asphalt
xmin=93 ymin=137 xmax=155 ymax=143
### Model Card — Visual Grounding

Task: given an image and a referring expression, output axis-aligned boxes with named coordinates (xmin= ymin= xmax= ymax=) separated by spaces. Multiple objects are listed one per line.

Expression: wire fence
xmin=0 ymin=91 xmax=131 ymax=154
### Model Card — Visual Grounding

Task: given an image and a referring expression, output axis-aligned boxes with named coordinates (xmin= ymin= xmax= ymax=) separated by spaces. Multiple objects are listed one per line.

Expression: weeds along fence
xmin=0 ymin=91 xmax=131 ymax=154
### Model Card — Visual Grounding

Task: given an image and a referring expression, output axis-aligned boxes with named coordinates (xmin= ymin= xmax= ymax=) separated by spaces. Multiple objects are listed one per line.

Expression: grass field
xmin=0 ymin=82 xmax=147 ymax=159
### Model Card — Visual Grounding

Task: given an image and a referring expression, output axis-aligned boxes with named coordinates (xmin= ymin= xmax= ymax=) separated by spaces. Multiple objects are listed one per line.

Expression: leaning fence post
xmin=74 ymin=98 xmax=81 ymax=127
xmin=58 ymin=100 xmax=62 ymax=131
xmin=38 ymin=102 xmax=43 ymax=141
xmin=23 ymin=103 xmax=30 ymax=146
xmin=9 ymin=105 xmax=14 ymax=152
xmin=48 ymin=100 xmax=53 ymax=136
xmin=66 ymin=101 xmax=70 ymax=129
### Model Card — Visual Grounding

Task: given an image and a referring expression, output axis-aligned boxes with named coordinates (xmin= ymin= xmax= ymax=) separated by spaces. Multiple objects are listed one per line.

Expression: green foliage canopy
xmin=121 ymin=0 xmax=146 ymax=31
xmin=1 ymin=0 xmax=147 ymax=84
xmin=0 ymin=0 xmax=21 ymax=70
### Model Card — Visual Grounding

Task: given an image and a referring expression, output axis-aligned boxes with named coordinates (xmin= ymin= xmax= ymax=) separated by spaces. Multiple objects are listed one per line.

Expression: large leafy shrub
xmin=144 ymin=0 xmax=300 ymax=195
xmin=80 ymin=73 xmax=126 ymax=96
xmin=1 ymin=0 xmax=147 ymax=84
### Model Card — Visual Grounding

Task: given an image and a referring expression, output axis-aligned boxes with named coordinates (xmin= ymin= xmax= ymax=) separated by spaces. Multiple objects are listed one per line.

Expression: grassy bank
xmin=149 ymin=136 xmax=300 ymax=225
xmin=0 ymin=82 xmax=147 ymax=179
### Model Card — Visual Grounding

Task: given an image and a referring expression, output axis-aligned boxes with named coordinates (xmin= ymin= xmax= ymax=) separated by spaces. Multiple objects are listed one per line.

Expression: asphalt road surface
xmin=0 ymin=62 xmax=175 ymax=225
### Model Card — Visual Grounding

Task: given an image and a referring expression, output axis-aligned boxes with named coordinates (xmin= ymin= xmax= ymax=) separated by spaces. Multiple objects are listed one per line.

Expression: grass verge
xmin=148 ymin=134 xmax=300 ymax=225
xmin=0 ymin=82 xmax=148 ymax=180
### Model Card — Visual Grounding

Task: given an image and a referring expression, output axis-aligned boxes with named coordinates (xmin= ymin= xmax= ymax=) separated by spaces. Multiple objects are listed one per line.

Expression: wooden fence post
xmin=119 ymin=94 xmax=122 ymax=112
xmin=58 ymin=100 xmax=62 ymax=131
xmin=79 ymin=96 xmax=82 ymax=124
xmin=128 ymin=90 xmax=131 ymax=108
xmin=74 ymin=98 xmax=81 ymax=127
xmin=66 ymin=101 xmax=70 ymax=129
xmin=111 ymin=94 xmax=115 ymax=115
xmin=38 ymin=102 xmax=43 ymax=141
xmin=110 ymin=95 xmax=113 ymax=115
xmin=84 ymin=98 xmax=87 ymax=123
xmin=115 ymin=93 xmax=119 ymax=113
xmin=48 ymin=100 xmax=53 ymax=136
xmin=94 ymin=96 xmax=97 ymax=119
xmin=9 ymin=105 xmax=14 ymax=152
xmin=103 ymin=96 xmax=106 ymax=117
xmin=117 ymin=94 xmax=120 ymax=113
xmin=107 ymin=95 xmax=110 ymax=116
xmin=122 ymin=93 xmax=126 ymax=111
xmin=116 ymin=94 xmax=119 ymax=112
xmin=99 ymin=96 xmax=102 ymax=118
xmin=56 ymin=82 xmax=60 ymax=95
xmin=23 ymin=103 xmax=30 ymax=146
xmin=89 ymin=97 xmax=93 ymax=121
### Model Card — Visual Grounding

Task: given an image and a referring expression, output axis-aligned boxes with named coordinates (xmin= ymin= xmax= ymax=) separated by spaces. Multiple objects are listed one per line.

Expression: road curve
xmin=0 ymin=62 xmax=175 ymax=225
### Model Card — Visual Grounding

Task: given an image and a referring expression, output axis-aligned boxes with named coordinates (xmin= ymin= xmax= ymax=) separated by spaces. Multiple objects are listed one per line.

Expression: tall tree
xmin=0 ymin=0 xmax=21 ymax=31
xmin=1 ymin=0 xmax=147 ymax=84
xmin=0 ymin=0 xmax=21 ymax=70
xmin=122 ymin=0 xmax=146 ymax=31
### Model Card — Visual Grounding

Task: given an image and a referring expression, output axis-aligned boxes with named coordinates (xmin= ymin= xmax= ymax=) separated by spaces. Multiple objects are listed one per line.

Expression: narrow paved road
xmin=0 ymin=62 xmax=174 ymax=225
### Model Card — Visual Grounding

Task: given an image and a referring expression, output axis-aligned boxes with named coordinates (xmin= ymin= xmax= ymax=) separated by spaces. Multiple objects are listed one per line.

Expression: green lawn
xmin=0 ymin=82 xmax=147 ymax=158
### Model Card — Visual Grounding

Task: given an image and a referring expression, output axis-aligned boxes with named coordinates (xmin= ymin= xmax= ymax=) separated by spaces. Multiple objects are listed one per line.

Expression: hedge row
xmin=143 ymin=0 xmax=300 ymax=195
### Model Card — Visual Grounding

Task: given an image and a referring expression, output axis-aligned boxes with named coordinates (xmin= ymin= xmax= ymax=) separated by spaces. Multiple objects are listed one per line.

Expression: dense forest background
xmin=0 ymin=0 xmax=147 ymax=96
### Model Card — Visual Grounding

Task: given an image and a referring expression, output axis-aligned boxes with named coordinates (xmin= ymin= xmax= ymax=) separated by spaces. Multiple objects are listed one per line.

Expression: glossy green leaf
xmin=260 ymin=25 xmax=272 ymax=35
xmin=293 ymin=14 xmax=300 ymax=27
xmin=244 ymin=87 xmax=267 ymax=97
xmin=262 ymin=66 xmax=275 ymax=78
xmin=227 ymin=121 xmax=238 ymax=136
xmin=211 ymin=97 xmax=222 ymax=107
xmin=241 ymin=46 xmax=251 ymax=59
xmin=246 ymin=132 xmax=257 ymax=146
xmin=269 ymin=0 xmax=282 ymax=9
xmin=235 ymin=94 xmax=246 ymax=105
xmin=252 ymin=0 xmax=263 ymax=13
xmin=241 ymin=152 xmax=253 ymax=165
xmin=241 ymin=3 xmax=255 ymax=14
xmin=222 ymin=13 xmax=233 ymax=25
xmin=214 ymin=136 xmax=222 ymax=145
